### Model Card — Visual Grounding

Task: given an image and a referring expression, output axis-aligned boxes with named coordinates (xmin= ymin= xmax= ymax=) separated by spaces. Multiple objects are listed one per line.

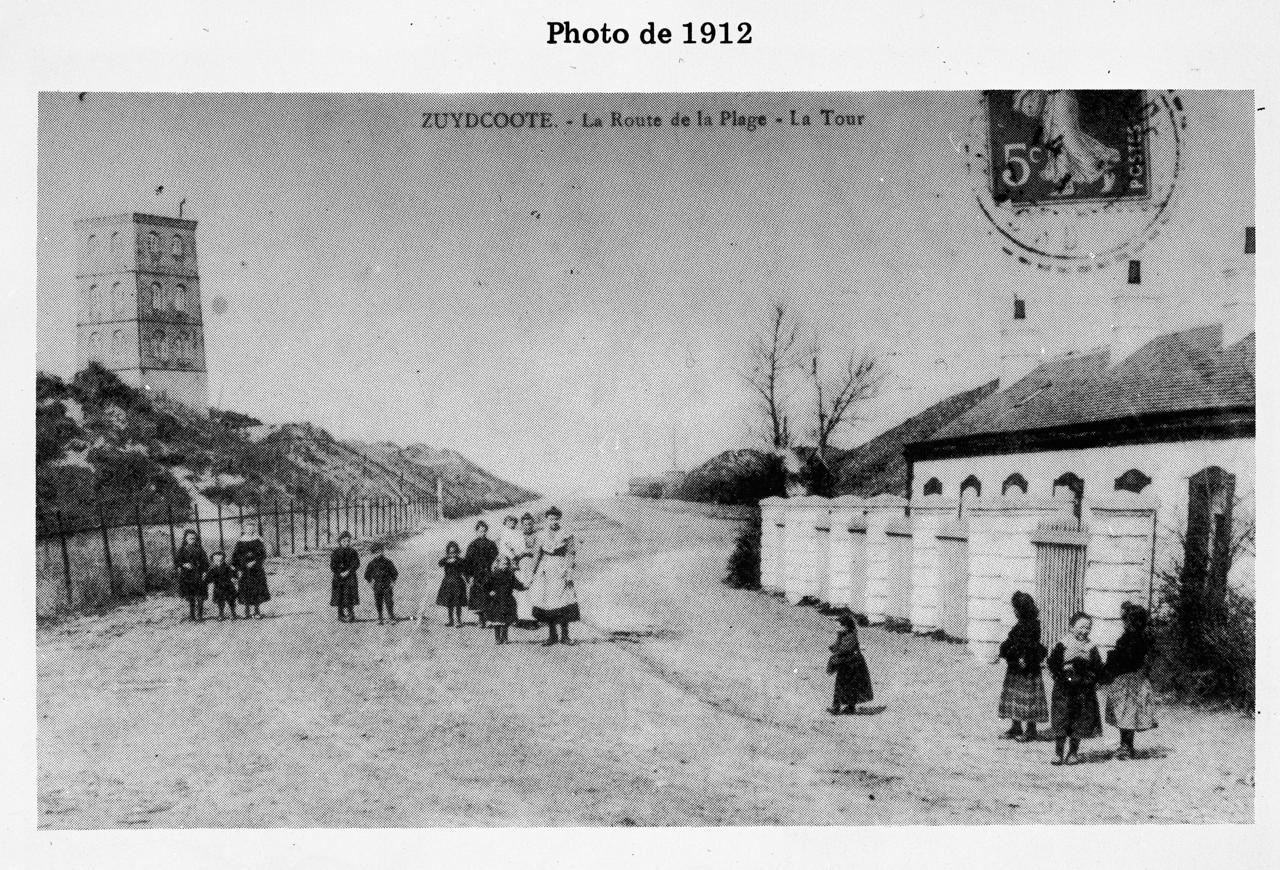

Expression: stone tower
xmin=75 ymin=213 xmax=208 ymax=411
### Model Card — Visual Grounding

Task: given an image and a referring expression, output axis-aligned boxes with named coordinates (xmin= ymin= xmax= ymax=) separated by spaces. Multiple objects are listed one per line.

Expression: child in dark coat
xmin=206 ymin=551 xmax=238 ymax=620
xmin=364 ymin=543 xmax=399 ymax=625
xmin=485 ymin=555 xmax=527 ymax=644
xmin=175 ymin=529 xmax=210 ymax=622
xmin=1104 ymin=602 xmax=1158 ymax=759
xmin=1047 ymin=611 xmax=1104 ymax=765
xmin=436 ymin=541 xmax=467 ymax=626
xmin=827 ymin=613 xmax=874 ymax=714
xmin=997 ymin=590 xmax=1049 ymax=741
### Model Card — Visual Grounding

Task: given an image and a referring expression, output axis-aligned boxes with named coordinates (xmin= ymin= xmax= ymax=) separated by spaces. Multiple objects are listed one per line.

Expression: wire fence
xmin=36 ymin=495 xmax=442 ymax=619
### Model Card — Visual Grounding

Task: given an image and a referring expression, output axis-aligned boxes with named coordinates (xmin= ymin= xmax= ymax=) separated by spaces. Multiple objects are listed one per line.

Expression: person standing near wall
xmin=1047 ymin=612 xmax=1104 ymax=765
xmin=996 ymin=591 xmax=1049 ymax=742
xmin=1104 ymin=602 xmax=1158 ymax=759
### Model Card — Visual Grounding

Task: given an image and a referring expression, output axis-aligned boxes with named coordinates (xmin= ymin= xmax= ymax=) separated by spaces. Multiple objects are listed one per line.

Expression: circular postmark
xmin=964 ymin=90 xmax=1186 ymax=273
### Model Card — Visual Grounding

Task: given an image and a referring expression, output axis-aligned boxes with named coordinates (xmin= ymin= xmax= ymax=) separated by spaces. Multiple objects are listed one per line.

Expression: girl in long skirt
xmin=436 ymin=541 xmax=468 ymax=626
xmin=231 ymin=521 xmax=270 ymax=619
xmin=1104 ymin=602 xmax=1158 ymax=759
xmin=485 ymin=555 xmax=527 ymax=644
xmin=530 ymin=506 xmax=579 ymax=646
xmin=206 ymin=551 xmax=238 ymax=620
xmin=175 ymin=529 xmax=210 ymax=621
xmin=827 ymin=613 xmax=874 ymax=714
xmin=1047 ymin=612 xmax=1104 ymax=765
xmin=996 ymin=590 xmax=1049 ymax=741
xmin=330 ymin=531 xmax=361 ymax=622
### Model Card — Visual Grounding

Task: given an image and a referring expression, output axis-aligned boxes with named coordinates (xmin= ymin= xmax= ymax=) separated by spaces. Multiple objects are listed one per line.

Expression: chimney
xmin=1110 ymin=259 xmax=1166 ymax=366
xmin=1222 ymin=227 xmax=1255 ymax=347
xmin=998 ymin=294 xmax=1044 ymax=389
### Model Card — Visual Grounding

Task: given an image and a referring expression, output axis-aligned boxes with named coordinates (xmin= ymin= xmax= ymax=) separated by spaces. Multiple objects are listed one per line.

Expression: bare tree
xmin=741 ymin=301 xmax=801 ymax=449
xmin=804 ymin=337 xmax=883 ymax=496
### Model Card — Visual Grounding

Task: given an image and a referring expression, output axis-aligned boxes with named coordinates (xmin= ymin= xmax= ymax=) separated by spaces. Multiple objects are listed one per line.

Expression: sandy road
xmin=37 ymin=497 xmax=1252 ymax=826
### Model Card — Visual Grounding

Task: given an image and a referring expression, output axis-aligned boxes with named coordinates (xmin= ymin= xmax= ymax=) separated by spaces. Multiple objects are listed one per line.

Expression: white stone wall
xmin=861 ymin=496 xmax=907 ymax=624
xmin=825 ymin=496 xmax=866 ymax=607
xmin=912 ymin=437 xmax=1254 ymax=592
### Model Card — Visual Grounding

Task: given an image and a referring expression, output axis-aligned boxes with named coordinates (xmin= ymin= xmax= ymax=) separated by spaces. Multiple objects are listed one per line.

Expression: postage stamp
xmin=32 ymin=90 xmax=1254 ymax=832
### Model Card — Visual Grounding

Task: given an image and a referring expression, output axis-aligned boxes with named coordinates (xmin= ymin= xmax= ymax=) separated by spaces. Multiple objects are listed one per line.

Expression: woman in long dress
xmin=529 ymin=506 xmax=579 ymax=646
xmin=232 ymin=520 xmax=270 ymax=619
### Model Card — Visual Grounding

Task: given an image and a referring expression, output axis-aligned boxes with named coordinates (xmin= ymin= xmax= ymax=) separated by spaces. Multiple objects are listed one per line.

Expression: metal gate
xmin=1032 ymin=520 xmax=1090 ymax=644
xmin=936 ymin=522 xmax=969 ymax=640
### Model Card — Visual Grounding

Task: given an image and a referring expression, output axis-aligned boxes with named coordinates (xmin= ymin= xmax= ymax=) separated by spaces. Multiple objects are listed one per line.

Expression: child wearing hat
xmin=365 ymin=542 xmax=399 ymax=625
xmin=330 ymin=531 xmax=361 ymax=622
xmin=827 ymin=613 xmax=874 ymax=715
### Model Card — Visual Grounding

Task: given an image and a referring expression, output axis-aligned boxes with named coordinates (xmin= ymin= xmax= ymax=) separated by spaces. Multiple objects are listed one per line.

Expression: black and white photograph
xmin=31 ymin=88 xmax=1255 ymax=828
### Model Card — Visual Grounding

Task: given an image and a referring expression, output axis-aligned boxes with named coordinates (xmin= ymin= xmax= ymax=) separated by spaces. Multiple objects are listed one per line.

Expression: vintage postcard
xmin=31 ymin=89 xmax=1255 ymax=832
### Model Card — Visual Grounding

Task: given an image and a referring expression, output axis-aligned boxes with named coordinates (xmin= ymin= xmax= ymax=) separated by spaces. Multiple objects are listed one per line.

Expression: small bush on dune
xmin=723 ymin=507 xmax=762 ymax=590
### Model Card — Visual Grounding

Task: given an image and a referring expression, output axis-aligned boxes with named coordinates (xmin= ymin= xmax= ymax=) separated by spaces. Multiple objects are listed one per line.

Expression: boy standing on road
xmin=365 ymin=542 xmax=399 ymax=625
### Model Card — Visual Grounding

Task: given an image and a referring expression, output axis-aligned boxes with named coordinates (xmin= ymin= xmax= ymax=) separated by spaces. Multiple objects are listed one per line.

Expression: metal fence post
xmin=166 ymin=502 xmax=178 ymax=569
xmin=55 ymin=510 xmax=73 ymax=609
xmin=99 ymin=507 xmax=116 ymax=598
xmin=217 ymin=502 xmax=225 ymax=553
xmin=135 ymin=502 xmax=149 ymax=590
xmin=273 ymin=501 xmax=282 ymax=557
xmin=289 ymin=500 xmax=296 ymax=554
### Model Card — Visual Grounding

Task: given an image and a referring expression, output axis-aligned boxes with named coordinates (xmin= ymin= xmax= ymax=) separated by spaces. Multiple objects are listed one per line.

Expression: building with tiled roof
xmin=904 ymin=237 xmax=1255 ymax=597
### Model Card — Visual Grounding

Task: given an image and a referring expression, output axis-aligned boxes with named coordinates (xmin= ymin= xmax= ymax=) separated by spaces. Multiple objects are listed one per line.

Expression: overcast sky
xmin=36 ymin=92 xmax=1253 ymax=496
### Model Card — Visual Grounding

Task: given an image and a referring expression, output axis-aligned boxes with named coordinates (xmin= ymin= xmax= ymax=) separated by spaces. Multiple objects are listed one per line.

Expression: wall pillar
xmin=1084 ymin=493 xmax=1158 ymax=651
xmin=826 ymin=496 xmax=866 ymax=607
xmin=861 ymin=495 xmax=908 ymax=624
xmin=965 ymin=495 xmax=1072 ymax=661
xmin=758 ymin=497 xmax=786 ymax=593
xmin=908 ymin=496 xmax=958 ymax=634
xmin=783 ymin=497 xmax=831 ymax=603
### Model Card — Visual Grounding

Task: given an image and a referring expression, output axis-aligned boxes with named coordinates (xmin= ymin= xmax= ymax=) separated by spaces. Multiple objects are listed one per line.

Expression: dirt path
xmin=37 ymin=497 xmax=1252 ymax=826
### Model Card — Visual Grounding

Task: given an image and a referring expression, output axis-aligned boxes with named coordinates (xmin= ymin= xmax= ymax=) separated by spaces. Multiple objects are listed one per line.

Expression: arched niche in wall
xmin=1114 ymin=468 xmax=1153 ymax=494
xmin=1002 ymin=472 xmax=1029 ymax=496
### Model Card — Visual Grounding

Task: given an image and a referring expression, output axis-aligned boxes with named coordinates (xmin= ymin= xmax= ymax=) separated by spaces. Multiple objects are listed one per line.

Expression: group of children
xmin=328 ymin=531 xmax=400 ymax=624
xmin=174 ymin=523 xmax=271 ymax=621
xmin=825 ymin=592 xmax=1158 ymax=765
xmin=996 ymin=593 xmax=1158 ymax=765
xmin=437 ymin=507 xmax=580 ymax=646
xmin=174 ymin=505 xmax=578 ymax=647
